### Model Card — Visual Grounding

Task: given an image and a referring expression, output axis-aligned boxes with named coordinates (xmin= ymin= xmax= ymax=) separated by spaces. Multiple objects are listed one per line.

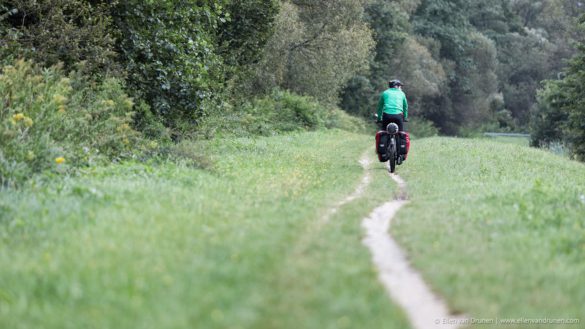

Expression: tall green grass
xmin=0 ymin=130 xmax=410 ymax=329
xmin=394 ymin=137 xmax=585 ymax=328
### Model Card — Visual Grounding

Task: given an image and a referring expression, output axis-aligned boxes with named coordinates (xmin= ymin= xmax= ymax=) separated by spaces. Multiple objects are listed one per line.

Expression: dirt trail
xmin=362 ymin=172 xmax=463 ymax=329
xmin=320 ymin=152 xmax=372 ymax=224
xmin=284 ymin=151 xmax=373 ymax=262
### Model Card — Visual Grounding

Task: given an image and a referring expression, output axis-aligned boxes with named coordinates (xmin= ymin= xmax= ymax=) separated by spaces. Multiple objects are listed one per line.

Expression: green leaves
xmin=0 ymin=0 xmax=120 ymax=77
xmin=0 ymin=60 xmax=142 ymax=187
xmin=113 ymin=1 xmax=224 ymax=127
xmin=112 ymin=0 xmax=278 ymax=135
xmin=251 ymin=0 xmax=374 ymax=105
xmin=532 ymin=14 xmax=585 ymax=160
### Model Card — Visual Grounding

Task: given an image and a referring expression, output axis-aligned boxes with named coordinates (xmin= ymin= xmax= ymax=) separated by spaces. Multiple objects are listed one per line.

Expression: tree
xmin=112 ymin=0 xmax=279 ymax=133
xmin=112 ymin=0 xmax=227 ymax=132
xmin=492 ymin=0 xmax=584 ymax=127
xmin=340 ymin=0 xmax=446 ymax=121
xmin=217 ymin=0 xmax=279 ymax=79
xmin=530 ymin=80 xmax=570 ymax=147
xmin=250 ymin=0 xmax=374 ymax=105
xmin=0 ymin=0 xmax=119 ymax=76
xmin=531 ymin=15 xmax=585 ymax=160
xmin=412 ymin=0 xmax=490 ymax=134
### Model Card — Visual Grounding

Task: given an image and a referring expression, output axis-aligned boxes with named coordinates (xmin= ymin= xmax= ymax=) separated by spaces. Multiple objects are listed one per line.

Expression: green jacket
xmin=377 ymin=88 xmax=408 ymax=120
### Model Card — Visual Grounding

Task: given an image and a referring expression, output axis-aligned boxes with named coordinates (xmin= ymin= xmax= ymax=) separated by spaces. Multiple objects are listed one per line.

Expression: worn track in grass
xmin=362 ymin=167 xmax=463 ymax=329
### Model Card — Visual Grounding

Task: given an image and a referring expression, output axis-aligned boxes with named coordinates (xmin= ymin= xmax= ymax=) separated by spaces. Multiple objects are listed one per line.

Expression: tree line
xmin=1 ymin=0 xmax=585 ymax=160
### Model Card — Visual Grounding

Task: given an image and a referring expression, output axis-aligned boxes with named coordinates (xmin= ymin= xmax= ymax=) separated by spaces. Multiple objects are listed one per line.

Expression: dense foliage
xmin=198 ymin=90 xmax=365 ymax=139
xmin=1 ymin=0 xmax=279 ymax=134
xmin=0 ymin=60 xmax=142 ymax=187
xmin=0 ymin=0 xmax=120 ymax=76
xmin=248 ymin=0 xmax=374 ymax=105
xmin=112 ymin=1 xmax=226 ymax=133
xmin=531 ymin=15 xmax=585 ymax=160
xmin=112 ymin=0 xmax=280 ymax=134
xmin=339 ymin=0 xmax=584 ymax=136
xmin=2 ymin=0 xmax=585 ymax=186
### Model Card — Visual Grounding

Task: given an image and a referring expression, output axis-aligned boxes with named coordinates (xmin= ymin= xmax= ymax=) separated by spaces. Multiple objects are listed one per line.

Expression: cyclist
xmin=376 ymin=79 xmax=408 ymax=131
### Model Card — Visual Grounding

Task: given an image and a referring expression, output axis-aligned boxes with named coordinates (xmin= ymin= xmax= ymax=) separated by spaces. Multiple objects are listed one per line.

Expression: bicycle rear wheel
xmin=388 ymin=137 xmax=396 ymax=173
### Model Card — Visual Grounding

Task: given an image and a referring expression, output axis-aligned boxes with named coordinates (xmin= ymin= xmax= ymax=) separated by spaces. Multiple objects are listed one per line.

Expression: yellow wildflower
xmin=13 ymin=113 xmax=25 ymax=121
xmin=26 ymin=151 xmax=36 ymax=161
xmin=53 ymin=94 xmax=67 ymax=105
xmin=147 ymin=141 xmax=159 ymax=149
xmin=55 ymin=157 xmax=65 ymax=164
xmin=123 ymin=98 xmax=134 ymax=109
xmin=103 ymin=99 xmax=115 ymax=107
xmin=117 ymin=123 xmax=131 ymax=133
xmin=24 ymin=117 xmax=34 ymax=127
xmin=15 ymin=58 xmax=26 ymax=68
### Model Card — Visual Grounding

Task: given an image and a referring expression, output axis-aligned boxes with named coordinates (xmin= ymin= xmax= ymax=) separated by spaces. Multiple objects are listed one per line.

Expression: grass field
xmin=0 ymin=130 xmax=411 ymax=329
xmin=395 ymin=137 xmax=585 ymax=328
xmin=482 ymin=135 xmax=530 ymax=147
xmin=3 ymin=131 xmax=584 ymax=329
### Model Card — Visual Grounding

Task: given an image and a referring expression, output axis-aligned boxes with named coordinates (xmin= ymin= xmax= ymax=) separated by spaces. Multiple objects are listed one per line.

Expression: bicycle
xmin=374 ymin=115 xmax=408 ymax=173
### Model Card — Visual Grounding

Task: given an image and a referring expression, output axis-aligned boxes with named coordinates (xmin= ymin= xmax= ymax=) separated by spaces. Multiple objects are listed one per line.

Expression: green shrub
xmin=112 ymin=0 xmax=227 ymax=133
xmin=111 ymin=0 xmax=280 ymax=135
xmin=0 ymin=60 xmax=142 ymax=187
xmin=531 ymin=16 xmax=585 ymax=161
xmin=198 ymin=90 xmax=366 ymax=138
xmin=407 ymin=117 xmax=439 ymax=138
xmin=0 ymin=0 xmax=120 ymax=77
xmin=325 ymin=109 xmax=368 ymax=133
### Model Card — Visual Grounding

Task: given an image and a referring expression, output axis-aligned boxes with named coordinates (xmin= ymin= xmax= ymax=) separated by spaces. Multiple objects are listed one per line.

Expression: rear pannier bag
xmin=375 ymin=131 xmax=390 ymax=162
xmin=397 ymin=132 xmax=410 ymax=159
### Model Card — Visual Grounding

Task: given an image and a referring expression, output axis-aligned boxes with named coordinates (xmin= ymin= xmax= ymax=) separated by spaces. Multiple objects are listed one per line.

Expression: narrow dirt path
xmin=289 ymin=151 xmax=372 ymax=256
xmin=362 ymin=171 xmax=464 ymax=329
xmin=258 ymin=151 xmax=375 ymax=327
xmin=320 ymin=152 xmax=372 ymax=224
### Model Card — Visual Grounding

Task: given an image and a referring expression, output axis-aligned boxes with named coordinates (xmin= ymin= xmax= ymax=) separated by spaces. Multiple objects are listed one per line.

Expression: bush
xmin=198 ymin=90 xmax=366 ymax=138
xmin=530 ymin=80 xmax=569 ymax=149
xmin=325 ymin=109 xmax=368 ymax=133
xmin=407 ymin=117 xmax=439 ymax=138
xmin=0 ymin=59 xmax=142 ymax=187
xmin=531 ymin=28 xmax=585 ymax=162
xmin=0 ymin=0 xmax=120 ymax=77
xmin=111 ymin=0 xmax=280 ymax=135
xmin=112 ymin=0 xmax=228 ymax=134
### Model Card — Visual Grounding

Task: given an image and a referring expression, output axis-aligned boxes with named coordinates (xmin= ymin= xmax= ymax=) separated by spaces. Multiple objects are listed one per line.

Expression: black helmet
xmin=389 ymin=79 xmax=403 ymax=88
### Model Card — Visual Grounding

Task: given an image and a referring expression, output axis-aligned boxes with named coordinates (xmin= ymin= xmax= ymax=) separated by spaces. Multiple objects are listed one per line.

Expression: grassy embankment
xmin=0 ymin=130 xmax=411 ymax=329
xmin=395 ymin=137 xmax=585 ymax=328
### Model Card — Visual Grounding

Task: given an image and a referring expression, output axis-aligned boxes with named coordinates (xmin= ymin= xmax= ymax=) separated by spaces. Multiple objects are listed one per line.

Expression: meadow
xmin=0 ymin=131 xmax=409 ymax=329
xmin=395 ymin=137 xmax=585 ymax=328
xmin=2 ymin=132 xmax=584 ymax=329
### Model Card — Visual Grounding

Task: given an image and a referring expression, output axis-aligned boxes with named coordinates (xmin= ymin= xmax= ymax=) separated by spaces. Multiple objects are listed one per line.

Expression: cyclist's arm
xmin=403 ymin=94 xmax=408 ymax=120
xmin=376 ymin=94 xmax=384 ymax=121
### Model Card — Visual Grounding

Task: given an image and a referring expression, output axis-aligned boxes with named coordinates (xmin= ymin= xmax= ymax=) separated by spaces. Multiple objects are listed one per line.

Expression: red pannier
xmin=375 ymin=131 xmax=390 ymax=162
xmin=397 ymin=131 xmax=410 ymax=159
